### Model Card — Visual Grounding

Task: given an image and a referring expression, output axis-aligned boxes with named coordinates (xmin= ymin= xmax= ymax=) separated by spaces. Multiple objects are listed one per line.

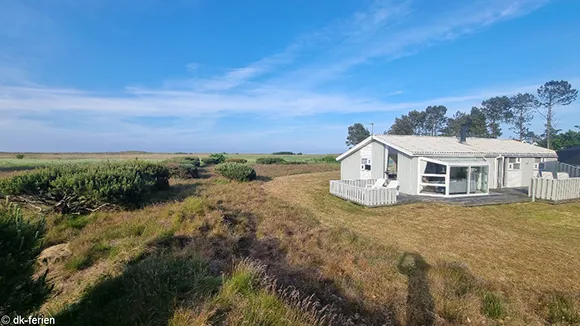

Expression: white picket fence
xmin=529 ymin=177 xmax=580 ymax=202
xmin=329 ymin=179 xmax=397 ymax=207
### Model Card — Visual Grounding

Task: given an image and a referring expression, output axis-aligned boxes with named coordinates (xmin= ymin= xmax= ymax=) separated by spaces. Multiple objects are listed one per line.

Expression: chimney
xmin=459 ymin=124 xmax=468 ymax=143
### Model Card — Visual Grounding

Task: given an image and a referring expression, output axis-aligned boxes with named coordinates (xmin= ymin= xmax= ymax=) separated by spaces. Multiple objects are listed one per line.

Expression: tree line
xmin=346 ymin=80 xmax=578 ymax=150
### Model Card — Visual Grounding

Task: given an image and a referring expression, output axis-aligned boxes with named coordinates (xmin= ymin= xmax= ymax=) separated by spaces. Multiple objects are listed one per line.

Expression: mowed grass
xmin=264 ymin=171 xmax=580 ymax=324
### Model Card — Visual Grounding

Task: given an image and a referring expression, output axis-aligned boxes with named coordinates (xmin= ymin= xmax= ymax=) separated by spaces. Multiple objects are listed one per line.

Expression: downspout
xmin=495 ymin=155 xmax=503 ymax=188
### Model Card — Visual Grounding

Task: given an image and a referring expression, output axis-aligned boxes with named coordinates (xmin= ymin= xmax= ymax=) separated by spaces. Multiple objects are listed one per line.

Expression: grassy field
xmin=0 ymin=152 xmax=336 ymax=172
xmin=265 ymin=171 xmax=580 ymax=325
xmin=1 ymin=160 xmax=579 ymax=325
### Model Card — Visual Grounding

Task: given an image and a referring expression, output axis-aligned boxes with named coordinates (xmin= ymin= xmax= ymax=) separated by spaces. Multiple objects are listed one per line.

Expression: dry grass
xmin=262 ymin=171 xmax=580 ymax=324
xmin=20 ymin=164 xmax=580 ymax=325
xmin=253 ymin=163 xmax=339 ymax=179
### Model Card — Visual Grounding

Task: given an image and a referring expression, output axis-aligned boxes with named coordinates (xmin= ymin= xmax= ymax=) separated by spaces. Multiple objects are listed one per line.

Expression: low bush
xmin=215 ymin=163 xmax=256 ymax=182
xmin=314 ymin=155 xmax=338 ymax=163
xmin=225 ymin=158 xmax=248 ymax=164
xmin=202 ymin=153 xmax=227 ymax=165
xmin=0 ymin=161 xmax=170 ymax=214
xmin=255 ymin=157 xmax=286 ymax=165
xmin=181 ymin=156 xmax=201 ymax=167
xmin=166 ymin=163 xmax=198 ymax=179
xmin=0 ymin=203 xmax=51 ymax=316
xmin=16 ymin=154 xmax=25 ymax=159
xmin=272 ymin=151 xmax=295 ymax=155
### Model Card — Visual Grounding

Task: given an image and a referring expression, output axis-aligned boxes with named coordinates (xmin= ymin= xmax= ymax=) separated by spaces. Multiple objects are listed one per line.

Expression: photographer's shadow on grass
xmin=397 ymin=252 xmax=436 ymax=326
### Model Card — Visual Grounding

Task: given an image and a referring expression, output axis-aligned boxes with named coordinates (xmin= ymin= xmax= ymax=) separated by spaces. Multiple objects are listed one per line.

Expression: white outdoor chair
xmin=557 ymin=172 xmax=570 ymax=179
xmin=367 ymin=178 xmax=386 ymax=188
xmin=386 ymin=180 xmax=400 ymax=195
xmin=541 ymin=171 xmax=554 ymax=179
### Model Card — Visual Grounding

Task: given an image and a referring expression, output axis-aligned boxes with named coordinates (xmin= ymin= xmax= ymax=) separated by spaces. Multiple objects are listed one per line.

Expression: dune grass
xmin=7 ymin=163 xmax=579 ymax=325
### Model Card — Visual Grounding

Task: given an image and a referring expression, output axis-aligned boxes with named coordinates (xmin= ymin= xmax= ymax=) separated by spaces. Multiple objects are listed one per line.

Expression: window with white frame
xmin=361 ymin=158 xmax=371 ymax=171
xmin=508 ymin=157 xmax=521 ymax=170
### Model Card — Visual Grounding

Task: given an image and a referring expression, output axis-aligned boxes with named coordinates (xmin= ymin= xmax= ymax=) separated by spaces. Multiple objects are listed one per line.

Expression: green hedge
xmin=255 ymin=157 xmax=286 ymax=165
xmin=0 ymin=161 xmax=170 ymax=214
xmin=214 ymin=163 xmax=256 ymax=182
xmin=0 ymin=203 xmax=51 ymax=315
xmin=225 ymin=158 xmax=248 ymax=164
xmin=166 ymin=163 xmax=198 ymax=179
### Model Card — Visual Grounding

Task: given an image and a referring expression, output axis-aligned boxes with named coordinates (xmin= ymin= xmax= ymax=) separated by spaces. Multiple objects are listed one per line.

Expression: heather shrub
xmin=166 ymin=163 xmax=198 ymax=179
xmin=215 ymin=163 xmax=256 ymax=182
xmin=0 ymin=161 xmax=170 ymax=214
xmin=255 ymin=157 xmax=286 ymax=165
xmin=225 ymin=158 xmax=248 ymax=164
xmin=181 ymin=156 xmax=201 ymax=167
xmin=202 ymin=153 xmax=227 ymax=165
xmin=0 ymin=203 xmax=51 ymax=316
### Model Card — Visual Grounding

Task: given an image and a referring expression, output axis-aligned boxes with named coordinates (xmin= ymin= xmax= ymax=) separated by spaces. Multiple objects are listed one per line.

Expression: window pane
xmin=513 ymin=163 xmax=521 ymax=170
xmin=424 ymin=162 xmax=446 ymax=174
xmin=469 ymin=166 xmax=488 ymax=194
xmin=449 ymin=167 xmax=469 ymax=195
xmin=421 ymin=176 xmax=445 ymax=184
xmin=419 ymin=184 xmax=446 ymax=195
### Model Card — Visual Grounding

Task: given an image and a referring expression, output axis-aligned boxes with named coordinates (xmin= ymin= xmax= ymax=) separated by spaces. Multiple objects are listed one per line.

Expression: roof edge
xmin=336 ymin=136 xmax=375 ymax=161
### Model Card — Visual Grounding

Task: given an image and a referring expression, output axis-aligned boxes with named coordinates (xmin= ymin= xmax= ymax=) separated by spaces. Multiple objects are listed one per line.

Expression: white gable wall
xmin=340 ymin=149 xmax=361 ymax=180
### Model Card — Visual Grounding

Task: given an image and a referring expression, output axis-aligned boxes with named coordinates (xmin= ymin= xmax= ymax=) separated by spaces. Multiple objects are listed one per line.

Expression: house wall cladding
xmin=340 ymin=149 xmax=361 ymax=180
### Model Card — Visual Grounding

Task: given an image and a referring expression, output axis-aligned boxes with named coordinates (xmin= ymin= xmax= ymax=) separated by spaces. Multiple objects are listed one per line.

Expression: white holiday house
xmin=336 ymin=134 xmax=557 ymax=197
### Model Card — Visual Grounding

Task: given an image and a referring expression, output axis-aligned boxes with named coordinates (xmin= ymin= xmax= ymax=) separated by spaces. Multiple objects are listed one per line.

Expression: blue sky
xmin=1 ymin=0 xmax=579 ymax=153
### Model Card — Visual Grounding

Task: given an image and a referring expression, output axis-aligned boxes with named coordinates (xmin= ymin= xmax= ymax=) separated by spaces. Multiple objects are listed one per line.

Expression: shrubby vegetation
xmin=255 ymin=157 xmax=286 ymax=165
xmin=181 ymin=156 xmax=201 ymax=167
xmin=0 ymin=161 xmax=170 ymax=214
xmin=0 ymin=203 xmax=51 ymax=316
xmin=215 ymin=163 xmax=256 ymax=181
xmin=313 ymin=155 xmax=338 ymax=164
xmin=225 ymin=158 xmax=248 ymax=163
xmin=166 ymin=163 xmax=198 ymax=179
xmin=161 ymin=157 xmax=199 ymax=179
xmin=16 ymin=154 xmax=25 ymax=159
xmin=272 ymin=151 xmax=295 ymax=155
xmin=202 ymin=153 xmax=227 ymax=165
